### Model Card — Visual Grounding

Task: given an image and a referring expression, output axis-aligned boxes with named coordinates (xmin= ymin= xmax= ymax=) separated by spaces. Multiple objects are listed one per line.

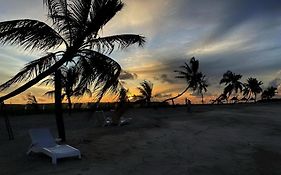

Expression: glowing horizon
xmin=1 ymin=0 xmax=281 ymax=104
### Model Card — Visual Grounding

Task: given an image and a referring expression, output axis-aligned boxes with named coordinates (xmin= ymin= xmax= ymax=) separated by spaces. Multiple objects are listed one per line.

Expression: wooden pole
xmin=1 ymin=101 xmax=14 ymax=140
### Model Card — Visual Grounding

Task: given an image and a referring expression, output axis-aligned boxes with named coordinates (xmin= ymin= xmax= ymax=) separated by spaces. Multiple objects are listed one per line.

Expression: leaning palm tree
xmin=261 ymin=86 xmax=277 ymax=100
xmin=163 ymin=57 xmax=207 ymax=103
xmin=137 ymin=80 xmax=153 ymax=104
xmin=243 ymin=77 xmax=263 ymax=102
xmin=0 ymin=0 xmax=145 ymax=141
xmin=220 ymin=71 xmax=244 ymax=103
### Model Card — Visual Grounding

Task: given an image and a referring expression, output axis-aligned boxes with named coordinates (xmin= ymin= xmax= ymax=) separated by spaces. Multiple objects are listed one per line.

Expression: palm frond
xmin=190 ymin=57 xmax=199 ymax=73
xmin=75 ymin=49 xmax=121 ymax=100
xmin=69 ymin=0 xmax=92 ymax=27
xmin=40 ymin=76 xmax=55 ymax=86
xmin=88 ymin=0 xmax=124 ymax=32
xmin=44 ymin=0 xmax=74 ymax=44
xmin=83 ymin=34 xmax=145 ymax=54
xmin=44 ymin=0 xmax=67 ymax=18
xmin=0 ymin=19 xmax=65 ymax=51
xmin=44 ymin=90 xmax=55 ymax=97
xmin=0 ymin=52 xmax=60 ymax=91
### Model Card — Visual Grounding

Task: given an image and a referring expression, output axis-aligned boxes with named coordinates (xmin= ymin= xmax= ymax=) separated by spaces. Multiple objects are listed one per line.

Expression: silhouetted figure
xmin=187 ymin=99 xmax=191 ymax=112
xmin=0 ymin=101 xmax=14 ymax=140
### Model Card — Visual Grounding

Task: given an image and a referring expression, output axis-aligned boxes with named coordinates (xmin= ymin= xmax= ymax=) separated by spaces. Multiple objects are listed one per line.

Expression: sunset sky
xmin=0 ymin=0 xmax=281 ymax=104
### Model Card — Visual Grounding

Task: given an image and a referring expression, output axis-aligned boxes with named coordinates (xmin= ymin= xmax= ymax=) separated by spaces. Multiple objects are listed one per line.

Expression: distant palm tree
xmin=26 ymin=93 xmax=39 ymax=110
xmin=0 ymin=0 xmax=145 ymax=141
xmin=26 ymin=93 xmax=38 ymax=105
xmin=112 ymin=87 xmax=129 ymax=125
xmin=42 ymin=66 xmax=92 ymax=114
xmin=164 ymin=57 xmax=208 ymax=103
xmin=118 ymin=87 xmax=129 ymax=104
xmin=261 ymin=87 xmax=277 ymax=100
xmin=137 ymin=80 xmax=153 ymax=104
xmin=220 ymin=71 xmax=244 ymax=102
xmin=243 ymin=77 xmax=263 ymax=102
xmin=197 ymin=74 xmax=208 ymax=104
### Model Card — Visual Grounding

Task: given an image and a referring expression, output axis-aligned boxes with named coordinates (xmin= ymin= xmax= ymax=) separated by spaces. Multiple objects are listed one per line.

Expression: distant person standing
xmin=185 ymin=98 xmax=191 ymax=112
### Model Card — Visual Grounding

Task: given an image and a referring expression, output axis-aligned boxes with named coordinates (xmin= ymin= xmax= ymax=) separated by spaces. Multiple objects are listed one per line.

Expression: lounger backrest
xmin=29 ymin=128 xmax=56 ymax=147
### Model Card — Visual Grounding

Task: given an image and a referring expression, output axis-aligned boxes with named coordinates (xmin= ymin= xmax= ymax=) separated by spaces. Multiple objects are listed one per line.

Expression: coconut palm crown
xmin=220 ymin=70 xmax=244 ymax=101
xmin=261 ymin=86 xmax=277 ymax=100
xmin=137 ymin=80 xmax=153 ymax=103
xmin=42 ymin=66 xmax=92 ymax=113
xmin=243 ymin=77 xmax=263 ymax=102
xmin=0 ymin=0 xmax=145 ymax=102
xmin=164 ymin=57 xmax=207 ymax=103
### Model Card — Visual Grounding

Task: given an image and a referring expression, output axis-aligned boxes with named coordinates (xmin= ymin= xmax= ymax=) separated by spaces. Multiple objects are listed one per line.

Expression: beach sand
xmin=1 ymin=103 xmax=281 ymax=175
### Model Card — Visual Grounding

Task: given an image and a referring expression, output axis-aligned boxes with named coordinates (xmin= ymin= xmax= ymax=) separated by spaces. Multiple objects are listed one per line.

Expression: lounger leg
xmin=26 ymin=149 xmax=32 ymax=155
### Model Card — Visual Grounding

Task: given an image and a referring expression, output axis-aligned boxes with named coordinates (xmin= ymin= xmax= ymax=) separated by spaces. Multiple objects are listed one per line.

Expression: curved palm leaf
xmin=0 ymin=19 xmax=65 ymax=51
xmin=83 ymin=34 xmax=145 ymax=54
xmin=75 ymin=49 xmax=121 ymax=101
xmin=190 ymin=57 xmax=199 ymax=73
xmin=88 ymin=0 xmax=124 ymax=31
xmin=0 ymin=52 xmax=61 ymax=91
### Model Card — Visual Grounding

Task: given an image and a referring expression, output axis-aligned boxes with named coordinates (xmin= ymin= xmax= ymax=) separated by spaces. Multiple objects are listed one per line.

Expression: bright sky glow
xmin=0 ymin=0 xmax=281 ymax=104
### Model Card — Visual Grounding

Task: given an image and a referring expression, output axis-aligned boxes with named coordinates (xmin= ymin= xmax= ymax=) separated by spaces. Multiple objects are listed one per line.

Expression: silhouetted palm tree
xmin=118 ymin=87 xmax=129 ymax=104
xmin=243 ymin=77 xmax=263 ymax=102
xmin=137 ymin=80 xmax=153 ymax=104
xmin=197 ymin=75 xmax=208 ymax=104
xmin=112 ymin=86 xmax=129 ymax=124
xmin=261 ymin=86 xmax=277 ymax=100
xmin=0 ymin=0 xmax=145 ymax=141
xmin=42 ymin=66 xmax=92 ymax=114
xmin=163 ymin=57 xmax=207 ymax=103
xmin=26 ymin=93 xmax=38 ymax=105
xmin=26 ymin=93 xmax=39 ymax=110
xmin=220 ymin=71 xmax=244 ymax=102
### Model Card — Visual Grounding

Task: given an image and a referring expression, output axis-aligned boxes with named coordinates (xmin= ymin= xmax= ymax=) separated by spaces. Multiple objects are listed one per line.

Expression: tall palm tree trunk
xmin=201 ymin=93 xmax=204 ymax=104
xmin=55 ymin=70 xmax=65 ymax=141
xmin=163 ymin=86 xmax=189 ymax=103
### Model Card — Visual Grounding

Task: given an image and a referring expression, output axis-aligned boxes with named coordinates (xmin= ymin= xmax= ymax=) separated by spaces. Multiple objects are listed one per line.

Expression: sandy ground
xmin=1 ymin=103 xmax=281 ymax=175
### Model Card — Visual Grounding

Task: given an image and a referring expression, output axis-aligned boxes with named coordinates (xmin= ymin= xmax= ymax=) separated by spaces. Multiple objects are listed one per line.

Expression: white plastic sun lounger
xmin=27 ymin=128 xmax=81 ymax=164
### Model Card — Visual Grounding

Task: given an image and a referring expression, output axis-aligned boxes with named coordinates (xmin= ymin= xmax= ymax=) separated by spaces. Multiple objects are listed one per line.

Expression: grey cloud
xmin=268 ymin=78 xmax=281 ymax=88
xmin=165 ymin=0 xmax=281 ymax=47
xmin=154 ymin=93 xmax=172 ymax=99
xmin=154 ymin=74 xmax=176 ymax=84
xmin=0 ymin=0 xmax=45 ymax=21
xmin=206 ymin=0 xmax=281 ymax=43
xmin=119 ymin=70 xmax=138 ymax=80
